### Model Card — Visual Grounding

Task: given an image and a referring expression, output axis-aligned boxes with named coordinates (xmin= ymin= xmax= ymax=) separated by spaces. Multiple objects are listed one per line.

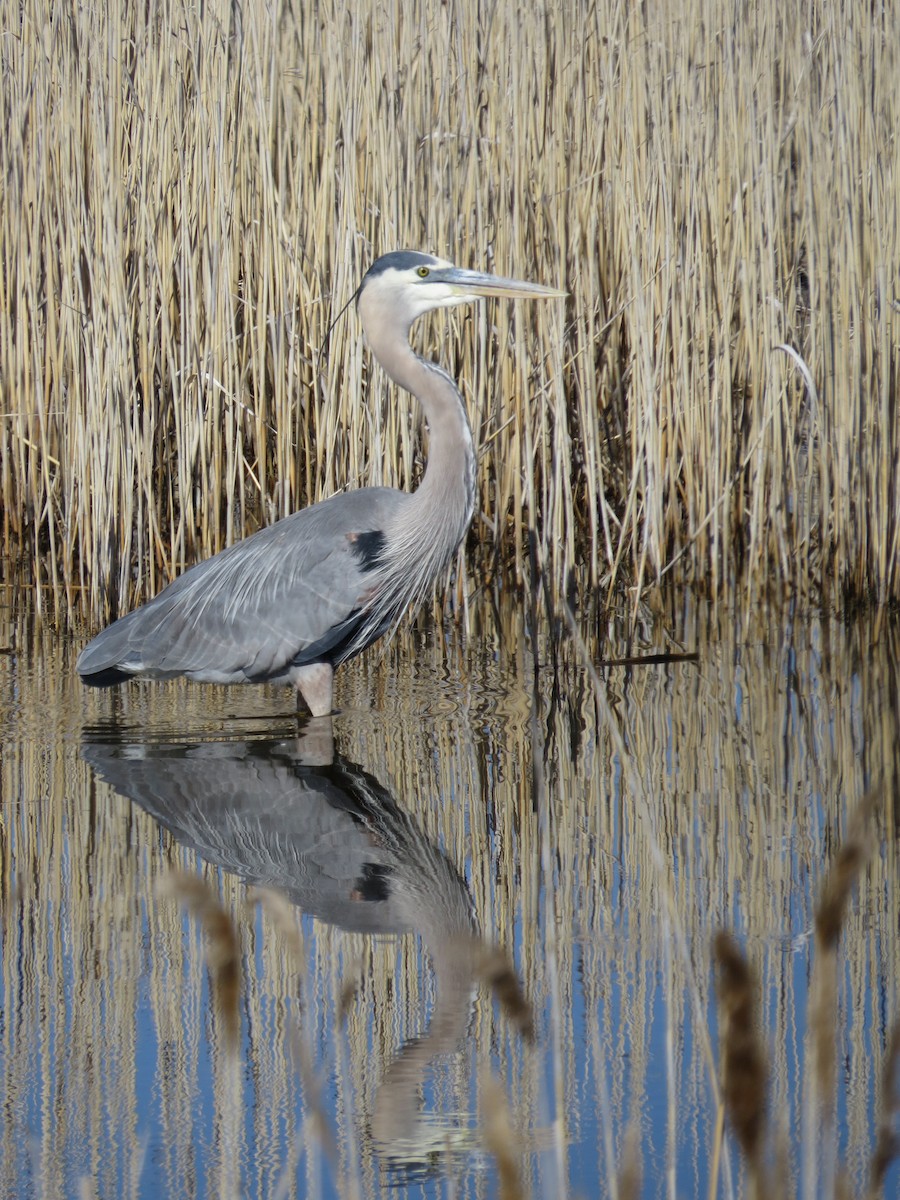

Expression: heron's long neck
xmin=368 ymin=329 xmax=476 ymax=555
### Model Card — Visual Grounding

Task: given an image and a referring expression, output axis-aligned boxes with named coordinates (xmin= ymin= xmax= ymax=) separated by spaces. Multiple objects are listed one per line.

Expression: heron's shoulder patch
xmin=347 ymin=529 xmax=385 ymax=572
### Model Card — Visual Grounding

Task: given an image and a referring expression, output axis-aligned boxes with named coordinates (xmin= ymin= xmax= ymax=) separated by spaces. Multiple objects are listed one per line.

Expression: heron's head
xmin=357 ymin=250 xmax=564 ymax=334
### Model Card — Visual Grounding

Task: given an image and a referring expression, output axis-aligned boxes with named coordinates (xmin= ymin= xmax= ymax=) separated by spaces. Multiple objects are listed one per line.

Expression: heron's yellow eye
xmin=416 ymin=266 xmax=430 ymax=278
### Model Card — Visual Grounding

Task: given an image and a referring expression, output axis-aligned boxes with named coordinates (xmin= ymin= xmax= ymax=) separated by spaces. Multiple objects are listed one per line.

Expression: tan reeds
xmin=1 ymin=1 xmax=898 ymax=623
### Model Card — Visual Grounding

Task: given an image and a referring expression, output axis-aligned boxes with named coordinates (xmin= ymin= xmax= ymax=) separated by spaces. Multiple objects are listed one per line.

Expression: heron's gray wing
xmin=78 ymin=487 xmax=406 ymax=682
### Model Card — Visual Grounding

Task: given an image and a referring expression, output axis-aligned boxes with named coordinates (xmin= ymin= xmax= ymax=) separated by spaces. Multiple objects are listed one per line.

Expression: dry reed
xmin=808 ymin=792 xmax=877 ymax=1198
xmin=473 ymin=941 xmax=536 ymax=1044
xmin=1 ymin=0 xmax=898 ymax=625
xmin=713 ymin=931 xmax=770 ymax=1184
xmin=481 ymin=1072 xmax=525 ymax=1200
xmin=616 ymin=1124 xmax=642 ymax=1200
xmin=870 ymin=1022 xmax=900 ymax=1197
xmin=156 ymin=870 xmax=242 ymax=1053
xmin=248 ymin=885 xmax=305 ymax=966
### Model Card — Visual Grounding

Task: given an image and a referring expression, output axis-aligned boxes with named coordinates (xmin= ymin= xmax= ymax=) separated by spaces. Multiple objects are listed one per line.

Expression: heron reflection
xmin=80 ymin=723 xmax=513 ymax=1165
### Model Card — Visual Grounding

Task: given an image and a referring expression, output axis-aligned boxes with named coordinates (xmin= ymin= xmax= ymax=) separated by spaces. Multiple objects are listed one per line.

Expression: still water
xmin=1 ymin=597 xmax=898 ymax=1198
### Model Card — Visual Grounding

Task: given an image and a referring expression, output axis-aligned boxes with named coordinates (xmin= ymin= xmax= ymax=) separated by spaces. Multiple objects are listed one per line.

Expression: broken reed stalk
xmin=869 ymin=1021 xmax=900 ymax=1197
xmin=156 ymin=870 xmax=241 ymax=1053
xmin=472 ymin=940 xmax=536 ymax=1044
xmin=713 ymin=931 xmax=771 ymax=1198
xmin=805 ymin=792 xmax=878 ymax=1200
xmin=616 ymin=1123 xmax=642 ymax=1200
xmin=482 ymin=1072 xmax=525 ymax=1200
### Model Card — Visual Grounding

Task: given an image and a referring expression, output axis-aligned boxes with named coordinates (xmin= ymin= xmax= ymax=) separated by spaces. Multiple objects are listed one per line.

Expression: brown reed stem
xmin=870 ymin=1021 xmax=900 ymax=1197
xmin=156 ymin=871 xmax=242 ymax=1054
xmin=482 ymin=1072 xmax=525 ymax=1200
xmin=713 ymin=931 xmax=769 ymax=1193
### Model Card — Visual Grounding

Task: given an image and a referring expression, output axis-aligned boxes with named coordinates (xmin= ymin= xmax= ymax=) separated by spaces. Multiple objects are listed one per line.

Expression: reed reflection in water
xmin=0 ymin=598 xmax=898 ymax=1197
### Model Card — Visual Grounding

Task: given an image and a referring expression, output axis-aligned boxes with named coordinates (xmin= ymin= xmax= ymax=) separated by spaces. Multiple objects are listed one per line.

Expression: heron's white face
xmin=357 ymin=250 xmax=564 ymax=332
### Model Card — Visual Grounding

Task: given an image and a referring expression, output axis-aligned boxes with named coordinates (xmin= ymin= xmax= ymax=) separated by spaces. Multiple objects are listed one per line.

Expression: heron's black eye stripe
xmin=416 ymin=266 xmax=430 ymax=278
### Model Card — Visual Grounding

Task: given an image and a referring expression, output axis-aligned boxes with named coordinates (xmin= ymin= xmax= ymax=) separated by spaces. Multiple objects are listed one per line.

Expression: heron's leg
xmin=291 ymin=662 xmax=334 ymax=718
xmin=291 ymin=715 xmax=334 ymax=765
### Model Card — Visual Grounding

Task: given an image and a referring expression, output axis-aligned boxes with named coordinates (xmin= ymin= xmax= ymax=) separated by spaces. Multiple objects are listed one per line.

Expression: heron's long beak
xmin=437 ymin=267 xmax=566 ymax=300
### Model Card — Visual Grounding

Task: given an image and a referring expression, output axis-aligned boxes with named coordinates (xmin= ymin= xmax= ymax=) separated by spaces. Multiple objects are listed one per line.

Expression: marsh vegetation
xmin=1 ymin=0 xmax=898 ymax=619
xmin=1 ymin=1 xmax=898 ymax=1197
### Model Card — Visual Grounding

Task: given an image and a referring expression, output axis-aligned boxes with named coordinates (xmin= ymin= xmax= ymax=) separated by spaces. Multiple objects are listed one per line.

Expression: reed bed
xmin=1 ymin=597 xmax=897 ymax=1196
xmin=0 ymin=0 xmax=898 ymax=623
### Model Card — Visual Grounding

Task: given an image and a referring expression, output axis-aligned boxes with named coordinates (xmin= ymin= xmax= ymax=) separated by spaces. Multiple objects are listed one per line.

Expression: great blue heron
xmin=77 ymin=250 xmax=563 ymax=714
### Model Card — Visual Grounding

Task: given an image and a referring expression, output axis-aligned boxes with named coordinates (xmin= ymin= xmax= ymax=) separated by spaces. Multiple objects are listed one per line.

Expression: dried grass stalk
xmin=292 ymin=1022 xmax=338 ymax=1167
xmin=481 ymin=1072 xmax=524 ymax=1200
xmin=249 ymin=885 xmax=305 ymax=968
xmin=156 ymin=870 xmax=241 ymax=1053
xmin=337 ymin=961 xmax=362 ymax=1028
xmin=812 ymin=794 xmax=877 ymax=1110
xmin=473 ymin=941 xmax=536 ymax=1043
xmin=713 ymin=931 xmax=769 ymax=1177
xmin=870 ymin=1021 xmax=900 ymax=1196
xmin=617 ymin=1122 xmax=642 ymax=1200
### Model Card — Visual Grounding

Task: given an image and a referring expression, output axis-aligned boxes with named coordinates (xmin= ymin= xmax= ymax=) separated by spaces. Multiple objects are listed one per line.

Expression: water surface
xmin=1 ymin=599 xmax=897 ymax=1198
